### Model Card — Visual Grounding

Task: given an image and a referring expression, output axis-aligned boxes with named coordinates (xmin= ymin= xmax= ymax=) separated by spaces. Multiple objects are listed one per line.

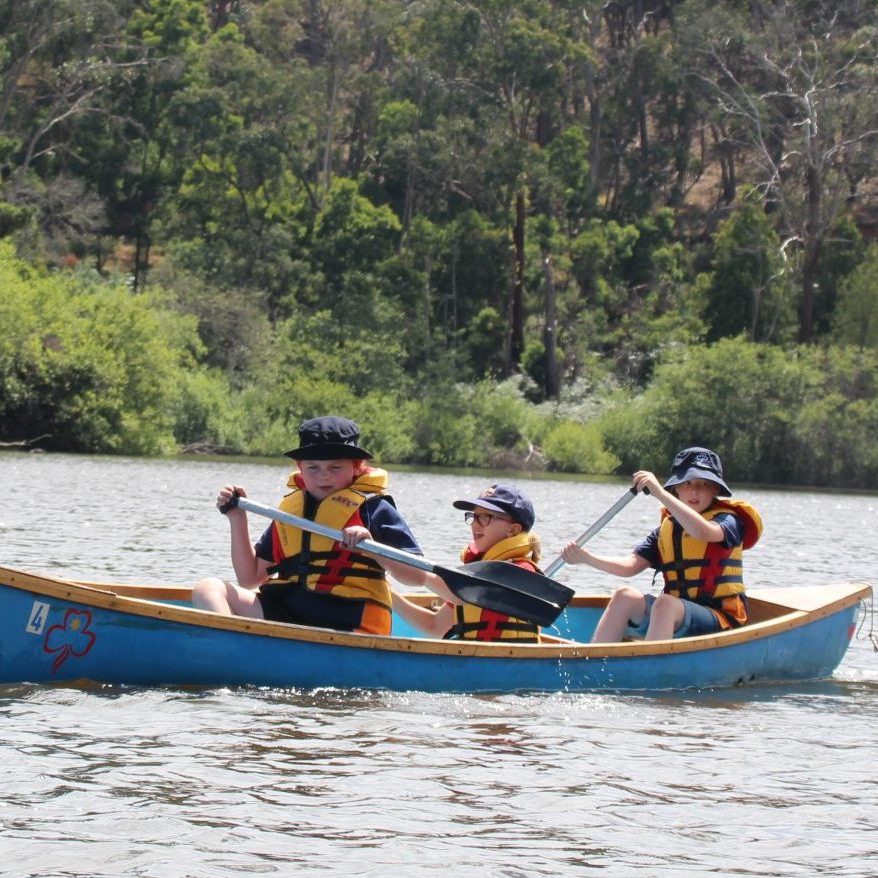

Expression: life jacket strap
xmin=660 ymin=557 xmax=739 ymax=575
xmin=268 ymin=551 xmax=385 ymax=581
xmin=443 ymin=620 xmax=539 ymax=642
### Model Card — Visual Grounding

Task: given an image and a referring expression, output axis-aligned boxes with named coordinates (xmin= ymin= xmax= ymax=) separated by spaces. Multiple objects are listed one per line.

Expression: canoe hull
xmin=0 ymin=566 xmax=869 ymax=692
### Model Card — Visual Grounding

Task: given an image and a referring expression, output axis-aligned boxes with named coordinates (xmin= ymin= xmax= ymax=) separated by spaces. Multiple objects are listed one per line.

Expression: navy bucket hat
xmin=663 ymin=447 xmax=732 ymax=496
xmin=452 ymin=483 xmax=535 ymax=531
xmin=284 ymin=416 xmax=373 ymax=461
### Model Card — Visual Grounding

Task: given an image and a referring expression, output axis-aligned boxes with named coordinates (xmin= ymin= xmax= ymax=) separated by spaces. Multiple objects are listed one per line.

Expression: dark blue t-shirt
xmin=254 ymin=494 xmax=422 ymax=563
xmin=634 ymin=511 xmax=744 ymax=569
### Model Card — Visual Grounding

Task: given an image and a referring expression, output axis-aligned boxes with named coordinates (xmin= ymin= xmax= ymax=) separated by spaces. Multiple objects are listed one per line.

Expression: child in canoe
xmin=389 ymin=484 xmax=545 ymax=642
xmin=192 ymin=416 xmax=425 ymax=635
xmin=561 ymin=447 xmax=763 ymax=642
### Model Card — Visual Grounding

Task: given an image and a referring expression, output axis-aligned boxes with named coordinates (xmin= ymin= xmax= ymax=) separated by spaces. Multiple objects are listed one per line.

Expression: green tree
xmin=78 ymin=0 xmax=210 ymax=285
xmin=0 ymin=0 xmax=145 ymax=261
xmin=704 ymin=195 xmax=795 ymax=343
xmin=685 ymin=0 xmax=878 ymax=342
xmin=159 ymin=23 xmax=313 ymax=304
xmin=833 ymin=243 xmax=878 ymax=349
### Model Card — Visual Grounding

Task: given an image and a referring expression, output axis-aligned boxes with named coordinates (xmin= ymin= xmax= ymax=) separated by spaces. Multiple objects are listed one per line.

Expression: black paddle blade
xmin=436 ymin=561 xmax=575 ymax=627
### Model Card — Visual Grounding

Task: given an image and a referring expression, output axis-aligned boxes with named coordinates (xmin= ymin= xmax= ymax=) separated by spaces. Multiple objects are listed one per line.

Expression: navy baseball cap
xmin=452 ymin=483 xmax=535 ymax=530
xmin=663 ymin=447 xmax=731 ymax=496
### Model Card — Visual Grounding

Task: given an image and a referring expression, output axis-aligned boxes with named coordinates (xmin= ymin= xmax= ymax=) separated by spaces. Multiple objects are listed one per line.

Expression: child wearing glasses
xmin=390 ymin=484 xmax=545 ymax=642
xmin=561 ymin=446 xmax=763 ymax=642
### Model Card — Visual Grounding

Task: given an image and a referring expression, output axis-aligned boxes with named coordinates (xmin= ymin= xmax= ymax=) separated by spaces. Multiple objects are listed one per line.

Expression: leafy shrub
xmin=409 ymin=400 xmax=483 ymax=467
xmin=541 ymin=420 xmax=620 ymax=474
xmin=599 ymin=338 xmax=810 ymax=481
xmin=598 ymin=337 xmax=878 ymax=488
xmin=172 ymin=368 xmax=246 ymax=452
xmin=0 ymin=243 xmax=207 ymax=454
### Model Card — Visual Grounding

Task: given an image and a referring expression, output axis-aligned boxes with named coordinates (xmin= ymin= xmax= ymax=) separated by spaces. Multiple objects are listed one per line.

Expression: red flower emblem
xmin=44 ymin=609 xmax=97 ymax=674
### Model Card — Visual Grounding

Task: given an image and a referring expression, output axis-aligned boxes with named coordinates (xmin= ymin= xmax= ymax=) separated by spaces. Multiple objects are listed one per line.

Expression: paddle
xmin=224 ymin=495 xmax=574 ymax=627
xmin=543 ymin=486 xmax=640 ymax=578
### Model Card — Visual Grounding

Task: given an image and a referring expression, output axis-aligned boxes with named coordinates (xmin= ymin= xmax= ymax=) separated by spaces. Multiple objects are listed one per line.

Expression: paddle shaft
xmin=226 ymin=495 xmax=574 ymax=626
xmin=231 ymin=496 xmax=435 ymax=574
xmin=543 ymin=487 xmax=639 ymax=578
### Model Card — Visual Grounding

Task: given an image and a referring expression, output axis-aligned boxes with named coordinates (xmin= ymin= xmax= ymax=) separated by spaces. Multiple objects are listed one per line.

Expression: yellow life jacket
xmin=656 ymin=498 xmax=763 ymax=628
xmin=269 ymin=468 xmax=392 ymax=610
xmin=445 ymin=533 xmax=542 ymax=643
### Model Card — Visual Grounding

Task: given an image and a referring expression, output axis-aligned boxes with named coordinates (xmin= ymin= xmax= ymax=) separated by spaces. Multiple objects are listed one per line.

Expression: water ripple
xmin=1 ymin=455 xmax=877 ymax=876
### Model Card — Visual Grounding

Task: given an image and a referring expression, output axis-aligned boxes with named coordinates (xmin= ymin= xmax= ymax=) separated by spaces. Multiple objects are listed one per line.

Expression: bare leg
xmin=645 ymin=593 xmax=685 ymax=640
xmin=192 ymin=577 xmax=265 ymax=618
xmin=591 ymin=586 xmax=647 ymax=643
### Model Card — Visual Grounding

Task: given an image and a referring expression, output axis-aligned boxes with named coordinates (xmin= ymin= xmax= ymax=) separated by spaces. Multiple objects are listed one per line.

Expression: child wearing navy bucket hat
xmin=390 ymin=483 xmax=546 ymax=642
xmin=561 ymin=447 xmax=763 ymax=642
xmin=193 ymin=416 xmax=425 ymax=635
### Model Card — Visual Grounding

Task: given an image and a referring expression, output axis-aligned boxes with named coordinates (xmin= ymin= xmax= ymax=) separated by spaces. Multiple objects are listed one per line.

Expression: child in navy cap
xmin=392 ymin=483 xmax=545 ymax=642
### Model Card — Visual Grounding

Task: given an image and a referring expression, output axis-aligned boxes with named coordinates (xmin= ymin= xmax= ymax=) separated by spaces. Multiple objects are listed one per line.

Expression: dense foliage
xmin=3 ymin=0 xmax=878 ymax=488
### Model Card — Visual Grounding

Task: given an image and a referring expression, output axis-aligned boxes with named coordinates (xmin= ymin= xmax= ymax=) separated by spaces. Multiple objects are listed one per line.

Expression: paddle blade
xmin=436 ymin=562 xmax=574 ymax=627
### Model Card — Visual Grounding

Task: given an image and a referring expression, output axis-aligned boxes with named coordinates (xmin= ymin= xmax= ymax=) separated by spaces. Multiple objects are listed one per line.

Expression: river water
xmin=1 ymin=452 xmax=876 ymax=877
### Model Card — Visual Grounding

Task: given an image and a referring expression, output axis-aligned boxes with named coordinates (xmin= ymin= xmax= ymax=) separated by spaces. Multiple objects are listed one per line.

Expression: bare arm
xmin=339 ymin=525 xmax=460 ymax=602
xmin=561 ymin=543 xmax=651 ymax=577
xmin=410 ymin=570 xmax=460 ymax=603
xmin=391 ymin=593 xmax=455 ymax=638
xmin=632 ymin=471 xmax=725 ymax=543
xmin=218 ymin=485 xmax=272 ymax=588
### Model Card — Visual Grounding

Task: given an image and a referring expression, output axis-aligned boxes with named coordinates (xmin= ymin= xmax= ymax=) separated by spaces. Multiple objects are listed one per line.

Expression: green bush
xmin=597 ymin=338 xmax=878 ymax=488
xmin=409 ymin=400 xmax=483 ymax=467
xmin=788 ymin=347 xmax=878 ymax=487
xmin=0 ymin=243 xmax=208 ymax=455
xmin=396 ymin=379 xmax=543 ymax=468
xmin=541 ymin=420 xmax=620 ymax=474
xmin=468 ymin=378 xmax=543 ymax=450
xmin=599 ymin=338 xmax=809 ymax=481
xmin=349 ymin=394 xmax=418 ymax=464
xmin=172 ymin=368 xmax=246 ymax=452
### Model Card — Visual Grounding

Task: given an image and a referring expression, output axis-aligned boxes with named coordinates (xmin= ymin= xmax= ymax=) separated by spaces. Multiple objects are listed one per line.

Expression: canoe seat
xmin=540 ymin=633 xmax=576 ymax=644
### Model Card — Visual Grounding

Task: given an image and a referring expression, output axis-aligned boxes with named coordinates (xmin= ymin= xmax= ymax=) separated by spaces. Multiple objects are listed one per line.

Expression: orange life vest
xmin=656 ymin=498 xmax=763 ymax=629
xmin=444 ymin=533 xmax=542 ymax=642
xmin=269 ymin=468 xmax=392 ymax=612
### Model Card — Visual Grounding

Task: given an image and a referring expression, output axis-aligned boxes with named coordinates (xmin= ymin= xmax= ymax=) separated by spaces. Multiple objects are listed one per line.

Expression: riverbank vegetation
xmin=2 ymin=1 xmax=878 ymax=488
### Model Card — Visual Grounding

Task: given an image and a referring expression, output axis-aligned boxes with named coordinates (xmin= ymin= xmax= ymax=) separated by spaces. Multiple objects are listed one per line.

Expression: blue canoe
xmin=0 ymin=564 xmax=870 ymax=692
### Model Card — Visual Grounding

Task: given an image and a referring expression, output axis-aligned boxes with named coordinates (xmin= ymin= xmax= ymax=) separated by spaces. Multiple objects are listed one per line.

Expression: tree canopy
xmin=3 ymin=0 xmax=878 ymax=488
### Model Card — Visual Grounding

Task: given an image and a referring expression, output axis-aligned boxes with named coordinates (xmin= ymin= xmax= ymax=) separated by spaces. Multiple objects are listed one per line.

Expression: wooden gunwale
xmin=1 ymin=566 xmax=870 ymax=661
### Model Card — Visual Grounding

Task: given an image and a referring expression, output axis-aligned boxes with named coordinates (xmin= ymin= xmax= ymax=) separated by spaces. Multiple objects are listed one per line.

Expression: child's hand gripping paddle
xmin=543 ymin=487 xmax=642 ymax=578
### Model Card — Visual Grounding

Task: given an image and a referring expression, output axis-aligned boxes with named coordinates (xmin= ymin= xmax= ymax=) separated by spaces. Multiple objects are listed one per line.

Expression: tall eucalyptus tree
xmin=682 ymin=0 xmax=878 ymax=342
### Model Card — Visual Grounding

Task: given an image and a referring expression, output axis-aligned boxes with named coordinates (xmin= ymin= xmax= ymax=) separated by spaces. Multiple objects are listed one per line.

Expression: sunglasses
xmin=464 ymin=511 xmax=511 ymax=527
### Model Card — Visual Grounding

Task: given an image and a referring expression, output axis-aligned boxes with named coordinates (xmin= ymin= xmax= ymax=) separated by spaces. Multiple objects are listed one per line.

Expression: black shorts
xmin=257 ymin=581 xmax=368 ymax=631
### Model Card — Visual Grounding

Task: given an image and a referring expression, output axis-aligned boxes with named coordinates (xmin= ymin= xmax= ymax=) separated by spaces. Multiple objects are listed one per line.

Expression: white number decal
xmin=27 ymin=601 xmax=51 ymax=635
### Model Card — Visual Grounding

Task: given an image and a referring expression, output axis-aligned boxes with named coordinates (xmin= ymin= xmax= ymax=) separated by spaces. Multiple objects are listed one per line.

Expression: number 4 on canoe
xmin=228 ymin=496 xmax=575 ymax=627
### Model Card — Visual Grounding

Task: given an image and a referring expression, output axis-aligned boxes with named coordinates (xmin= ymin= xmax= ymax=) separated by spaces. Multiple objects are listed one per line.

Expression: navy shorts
xmin=258 ymin=581 xmax=367 ymax=631
xmin=627 ymin=593 xmax=722 ymax=639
